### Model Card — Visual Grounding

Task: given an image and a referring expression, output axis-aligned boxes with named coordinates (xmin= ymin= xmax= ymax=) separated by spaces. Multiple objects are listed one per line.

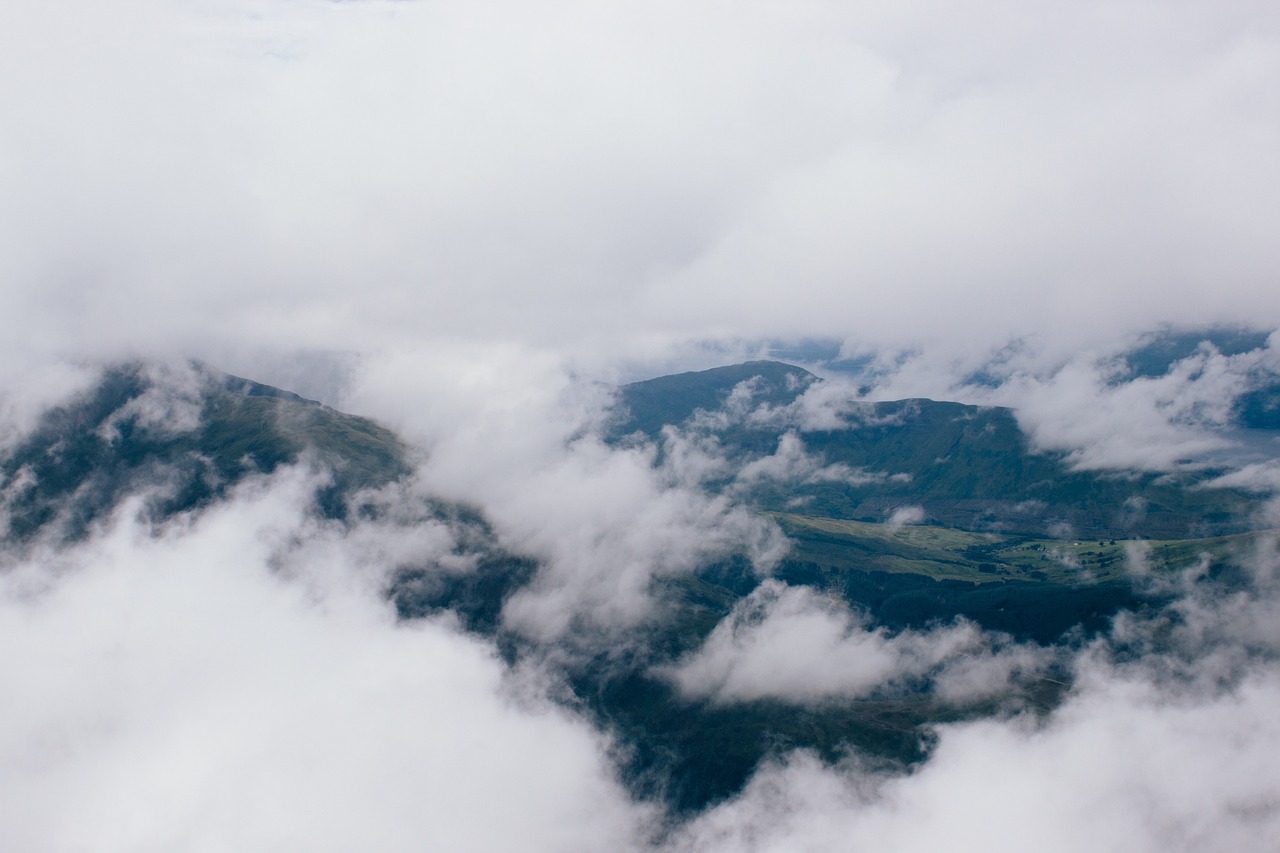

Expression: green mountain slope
xmin=613 ymin=359 xmax=818 ymax=437
xmin=9 ymin=357 xmax=1274 ymax=815
xmin=0 ymin=362 xmax=409 ymax=540
xmin=611 ymin=360 xmax=1262 ymax=538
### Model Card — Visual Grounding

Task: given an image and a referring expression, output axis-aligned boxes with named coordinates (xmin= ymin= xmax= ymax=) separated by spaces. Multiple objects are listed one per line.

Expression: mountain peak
xmin=614 ymin=360 xmax=817 ymax=438
xmin=0 ymin=361 xmax=407 ymax=542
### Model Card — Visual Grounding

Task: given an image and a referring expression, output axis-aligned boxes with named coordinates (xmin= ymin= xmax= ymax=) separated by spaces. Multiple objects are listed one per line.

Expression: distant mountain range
xmin=8 ymin=348 xmax=1272 ymax=546
xmin=611 ymin=359 xmax=1268 ymax=538
xmin=4 ymin=349 xmax=1277 ymax=812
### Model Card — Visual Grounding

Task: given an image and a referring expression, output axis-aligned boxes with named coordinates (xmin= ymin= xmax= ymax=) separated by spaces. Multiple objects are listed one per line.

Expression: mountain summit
xmin=0 ymin=361 xmax=407 ymax=542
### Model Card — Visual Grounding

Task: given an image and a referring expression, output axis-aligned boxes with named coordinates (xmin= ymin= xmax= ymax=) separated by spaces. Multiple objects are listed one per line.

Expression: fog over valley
xmin=3 ymin=2 xmax=1280 ymax=850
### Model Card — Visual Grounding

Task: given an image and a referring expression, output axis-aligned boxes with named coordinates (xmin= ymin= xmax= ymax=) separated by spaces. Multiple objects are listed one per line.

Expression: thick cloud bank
xmin=2 ymin=0 xmax=1279 ymax=373
xmin=0 ymin=470 xmax=650 ymax=852
xmin=3 ymin=365 xmax=1280 ymax=851
xmin=671 ymin=672 xmax=1280 ymax=853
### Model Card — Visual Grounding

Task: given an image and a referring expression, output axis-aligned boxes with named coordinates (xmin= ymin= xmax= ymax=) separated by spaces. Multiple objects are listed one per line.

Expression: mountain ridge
xmin=0 ymin=361 xmax=409 ymax=541
xmin=609 ymin=360 xmax=1261 ymax=539
xmin=6 ymin=356 xmax=1275 ymax=813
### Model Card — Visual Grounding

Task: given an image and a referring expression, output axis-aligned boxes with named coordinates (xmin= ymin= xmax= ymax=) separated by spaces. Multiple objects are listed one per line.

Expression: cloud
xmin=96 ymin=361 xmax=206 ymax=443
xmin=733 ymin=432 xmax=897 ymax=490
xmin=8 ymin=458 xmax=1277 ymax=852
xmin=998 ymin=349 xmax=1246 ymax=471
xmin=849 ymin=335 xmax=1280 ymax=475
xmin=0 ymin=361 xmax=100 ymax=456
xmin=665 ymin=580 xmax=1045 ymax=705
xmin=1202 ymin=460 xmax=1280 ymax=494
xmin=490 ymin=436 xmax=787 ymax=643
xmin=886 ymin=505 xmax=925 ymax=529
xmin=3 ymin=1 xmax=1280 ymax=849
xmin=2 ymin=0 xmax=1279 ymax=375
xmin=667 ymin=573 xmax=1280 ymax=853
xmin=346 ymin=346 xmax=789 ymax=644
xmin=0 ymin=467 xmax=652 ymax=852
xmin=668 ymin=671 xmax=1280 ymax=853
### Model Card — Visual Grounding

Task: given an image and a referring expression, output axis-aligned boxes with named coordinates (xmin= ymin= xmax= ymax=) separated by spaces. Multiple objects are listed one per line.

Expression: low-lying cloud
xmin=666 ymin=580 xmax=1047 ymax=705
xmin=667 ymin=543 xmax=1280 ymax=853
xmin=3 ymin=0 xmax=1280 ymax=848
xmin=347 ymin=351 xmax=790 ymax=643
xmin=0 ymin=467 xmax=651 ymax=852
xmin=669 ymin=670 xmax=1280 ymax=853
xmin=4 ymin=360 xmax=1280 ymax=851
xmin=734 ymin=432 xmax=902 ymax=490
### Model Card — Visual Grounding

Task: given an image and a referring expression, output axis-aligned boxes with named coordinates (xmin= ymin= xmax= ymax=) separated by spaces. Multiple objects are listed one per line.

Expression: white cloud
xmin=97 ymin=361 xmax=206 ymax=443
xmin=3 ymin=1 xmax=1280 ymax=848
xmin=345 ymin=346 xmax=789 ymax=643
xmin=0 ymin=361 xmax=100 ymax=456
xmin=665 ymin=530 xmax=1280 ymax=853
xmin=491 ymin=436 xmax=787 ymax=642
xmin=1 ymin=0 xmax=1278 ymax=374
xmin=886 ymin=505 xmax=925 ymax=529
xmin=734 ymin=432 xmax=896 ymax=490
xmin=970 ymin=342 xmax=1266 ymax=472
xmin=1203 ymin=461 xmax=1280 ymax=494
xmin=669 ymin=670 xmax=1280 ymax=853
xmin=665 ymin=581 xmax=1041 ymax=705
xmin=0 ymin=467 xmax=651 ymax=853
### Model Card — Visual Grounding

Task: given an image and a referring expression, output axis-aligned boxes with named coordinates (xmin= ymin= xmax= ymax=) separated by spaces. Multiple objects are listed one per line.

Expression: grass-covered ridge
xmin=0 ymin=362 xmax=410 ymax=540
xmin=9 ymin=355 xmax=1277 ymax=815
xmin=611 ymin=360 xmax=1265 ymax=539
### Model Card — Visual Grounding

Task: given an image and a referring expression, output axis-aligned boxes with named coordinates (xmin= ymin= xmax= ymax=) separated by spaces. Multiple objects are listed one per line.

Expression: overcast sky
xmin=3 ymin=1 xmax=1280 ymax=850
xmin=2 ymin=0 xmax=1278 ymax=386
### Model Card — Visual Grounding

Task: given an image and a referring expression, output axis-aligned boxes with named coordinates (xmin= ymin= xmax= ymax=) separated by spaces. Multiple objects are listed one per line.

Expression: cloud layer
xmin=4 ymin=1 xmax=1280 ymax=850
xmin=3 ymin=0 xmax=1279 ymax=379
xmin=0 ymin=469 xmax=650 ymax=852
xmin=670 ymin=670 xmax=1280 ymax=853
xmin=668 ymin=538 xmax=1280 ymax=852
xmin=666 ymin=580 xmax=1045 ymax=705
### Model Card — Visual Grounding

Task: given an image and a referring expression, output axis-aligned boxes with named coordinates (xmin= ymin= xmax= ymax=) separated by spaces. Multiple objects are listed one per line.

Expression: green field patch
xmin=770 ymin=513 xmax=1270 ymax=586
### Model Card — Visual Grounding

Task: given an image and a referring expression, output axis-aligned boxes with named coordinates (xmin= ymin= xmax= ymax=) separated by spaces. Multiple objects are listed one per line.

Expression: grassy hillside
xmin=773 ymin=514 xmax=1264 ymax=586
xmin=610 ymin=361 xmax=1262 ymax=538
xmin=612 ymin=360 xmax=817 ymax=437
xmin=0 ymin=362 xmax=409 ymax=540
xmin=9 ymin=356 xmax=1273 ymax=815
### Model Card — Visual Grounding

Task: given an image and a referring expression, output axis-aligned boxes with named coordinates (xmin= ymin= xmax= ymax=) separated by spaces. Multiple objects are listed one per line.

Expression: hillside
xmin=8 ymin=357 xmax=1276 ymax=814
xmin=611 ymin=361 xmax=1262 ymax=538
xmin=0 ymin=362 xmax=410 ymax=541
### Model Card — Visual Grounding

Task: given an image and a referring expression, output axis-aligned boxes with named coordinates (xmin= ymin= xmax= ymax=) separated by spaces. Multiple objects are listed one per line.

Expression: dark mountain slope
xmin=613 ymin=360 xmax=817 ymax=437
xmin=0 ymin=362 xmax=409 ymax=541
xmin=6 ymin=357 xmax=1272 ymax=816
xmin=610 ymin=361 xmax=1260 ymax=538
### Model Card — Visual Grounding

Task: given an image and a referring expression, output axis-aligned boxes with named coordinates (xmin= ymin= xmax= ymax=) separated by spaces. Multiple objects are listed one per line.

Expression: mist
xmin=3 ymin=0 xmax=1280 ymax=849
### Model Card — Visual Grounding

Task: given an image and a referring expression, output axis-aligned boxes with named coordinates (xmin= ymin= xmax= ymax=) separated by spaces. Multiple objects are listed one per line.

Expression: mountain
xmin=7 ymin=357 xmax=1275 ymax=814
xmin=558 ymin=359 xmax=1276 ymax=808
xmin=0 ymin=362 xmax=409 ymax=541
xmin=1113 ymin=326 xmax=1280 ymax=431
xmin=1118 ymin=325 xmax=1271 ymax=380
xmin=612 ymin=360 xmax=818 ymax=436
xmin=610 ymin=360 xmax=1262 ymax=538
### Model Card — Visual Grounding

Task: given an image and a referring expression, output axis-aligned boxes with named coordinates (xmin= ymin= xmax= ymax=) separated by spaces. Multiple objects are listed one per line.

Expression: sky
xmin=2 ymin=0 xmax=1279 ymax=382
xmin=3 ymin=1 xmax=1280 ymax=850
